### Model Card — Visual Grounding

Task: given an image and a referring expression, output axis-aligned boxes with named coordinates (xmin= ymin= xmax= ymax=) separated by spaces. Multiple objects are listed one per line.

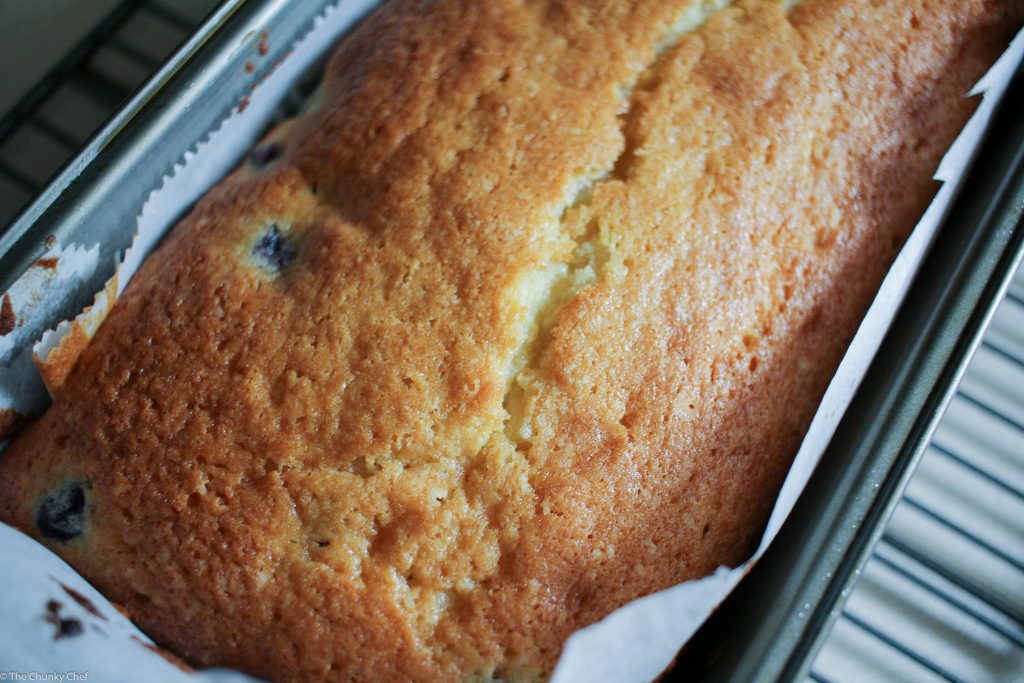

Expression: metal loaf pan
xmin=1 ymin=1 xmax=1023 ymax=680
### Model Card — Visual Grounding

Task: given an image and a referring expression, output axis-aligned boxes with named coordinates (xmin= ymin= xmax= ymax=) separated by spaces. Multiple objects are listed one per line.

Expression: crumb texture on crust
xmin=0 ymin=1 xmax=1021 ymax=681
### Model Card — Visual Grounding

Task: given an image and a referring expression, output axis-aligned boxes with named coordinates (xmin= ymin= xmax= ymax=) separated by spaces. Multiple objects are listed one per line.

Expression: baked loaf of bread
xmin=1 ymin=0 xmax=1020 ymax=680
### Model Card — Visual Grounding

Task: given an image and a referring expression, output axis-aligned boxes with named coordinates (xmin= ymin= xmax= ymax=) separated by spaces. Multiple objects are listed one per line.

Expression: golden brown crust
xmin=34 ymin=322 xmax=90 ymax=397
xmin=1 ymin=1 xmax=1021 ymax=680
xmin=33 ymin=273 xmax=120 ymax=397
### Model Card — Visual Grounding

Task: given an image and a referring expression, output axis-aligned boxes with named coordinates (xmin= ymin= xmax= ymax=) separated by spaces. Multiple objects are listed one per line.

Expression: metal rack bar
xmin=109 ymin=36 xmax=163 ymax=71
xmin=929 ymin=441 xmax=1024 ymax=502
xmin=880 ymin=533 xmax=1024 ymax=627
xmin=806 ymin=672 xmax=835 ymax=683
xmin=143 ymin=2 xmax=198 ymax=33
xmin=954 ymin=390 xmax=1024 ymax=434
xmin=870 ymin=550 xmax=1024 ymax=647
xmin=840 ymin=609 xmax=969 ymax=683
xmin=0 ymin=161 xmax=41 ymax=195
xmin=71 ymin=66 xmax=135 ymax=109
xmin=899 ymin=496 xmax=1024 ymax=573
xmin=980 ymin=339 xmax=1024 ymax=368
xmin=25 ymin=117 xmax=82 ymax=151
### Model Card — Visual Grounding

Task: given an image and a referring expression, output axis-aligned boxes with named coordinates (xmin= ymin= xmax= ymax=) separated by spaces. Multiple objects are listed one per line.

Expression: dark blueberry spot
xmin=248 ymin=142 xmax=282 ymax=168
xmin=58 ymin=618 xmax=83 ymax=639
xmin=36 ymin=481 xmax=87 ymax=542
xmin=251 ymin=223 xmax=296 ymax=272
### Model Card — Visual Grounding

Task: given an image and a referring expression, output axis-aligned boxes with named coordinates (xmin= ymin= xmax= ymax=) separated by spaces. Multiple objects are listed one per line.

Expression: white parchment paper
xmin=0 ymin=0 xmax=1020 ymax=678
xmin=0 ymin=243 xmax=99 ymax=420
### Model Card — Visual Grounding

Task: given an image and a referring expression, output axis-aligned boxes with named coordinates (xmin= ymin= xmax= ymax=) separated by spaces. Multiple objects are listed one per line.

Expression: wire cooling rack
xmin=0 ymin=0 xmax=221 ymax=228
xmin=810 ymin=271 xmax=1024 ymax=683
xmin=0 ymin=3 xmax=1020 ymax=681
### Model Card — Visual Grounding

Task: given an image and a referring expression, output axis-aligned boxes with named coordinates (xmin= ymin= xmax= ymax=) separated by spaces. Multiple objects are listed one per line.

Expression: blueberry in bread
xmin=1 ymin=0 xmax=1021 ymax=680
